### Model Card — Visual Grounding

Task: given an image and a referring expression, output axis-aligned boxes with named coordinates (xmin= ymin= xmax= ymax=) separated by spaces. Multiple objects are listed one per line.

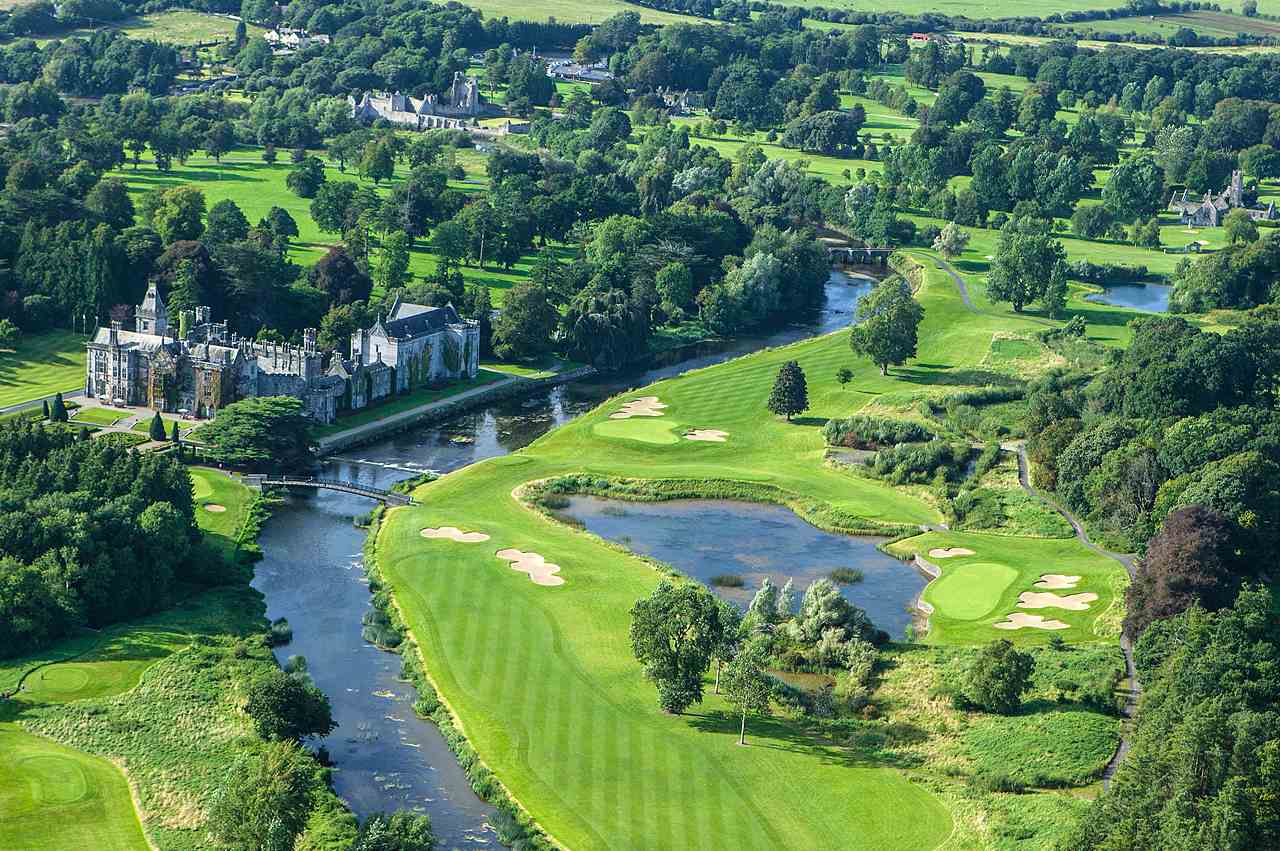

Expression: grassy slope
xmin=0 ymin=467 xmax=255 ymax=851
xmin=0 ymin=331 xmax=86 ymax=410
xmin=375 ymin=261 xmax=1141 ymax=850
xmin=34 ymin=11 xmax=267 ymax=46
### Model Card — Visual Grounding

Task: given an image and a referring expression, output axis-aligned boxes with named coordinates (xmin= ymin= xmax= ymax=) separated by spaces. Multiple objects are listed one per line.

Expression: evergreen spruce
xmin=766 ymin=360 xmax=808 ymax=421
xmin=149 ymin=412 xmax=166 ymax=441
xmin=50 ymin=392 xmax=68 ymax=422
xmin=171 ymin=420 xmax=181 ymax=443
xmin=41 ymin=399 xmax=50 ymax=419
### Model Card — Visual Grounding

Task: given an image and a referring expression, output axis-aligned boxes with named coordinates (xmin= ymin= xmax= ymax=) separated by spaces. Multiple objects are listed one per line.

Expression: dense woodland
xmin=0 ymin=420 xmax=209 ymax=655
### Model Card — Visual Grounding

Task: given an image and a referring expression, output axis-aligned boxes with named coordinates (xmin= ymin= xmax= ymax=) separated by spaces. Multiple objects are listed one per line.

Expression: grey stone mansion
xmin=85 ymin=286 xmax=481 ymax=424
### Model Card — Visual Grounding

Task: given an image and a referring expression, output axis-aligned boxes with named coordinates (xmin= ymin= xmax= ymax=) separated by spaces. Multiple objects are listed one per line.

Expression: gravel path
xmin=1002 ymin=440 xmax=1140 ymax=789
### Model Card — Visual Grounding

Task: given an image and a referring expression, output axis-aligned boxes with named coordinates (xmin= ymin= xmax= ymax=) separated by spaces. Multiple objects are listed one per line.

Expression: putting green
xmin=592 ymin=417 xmax=680 ymax=445
xmin=191 ymin=471 xmax=214 ymax=500
xmin=924 ymin=561 xmax=1019 ymax=620
xmin=0 ymin=726 xmax=149 ymax=850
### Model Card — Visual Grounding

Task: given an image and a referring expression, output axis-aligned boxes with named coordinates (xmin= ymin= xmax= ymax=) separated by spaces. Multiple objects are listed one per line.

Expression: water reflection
xmin=556 ymin=496 xmax=928 ymax=639
xmin=1084 ymin=283 xmax=1170 ymax=313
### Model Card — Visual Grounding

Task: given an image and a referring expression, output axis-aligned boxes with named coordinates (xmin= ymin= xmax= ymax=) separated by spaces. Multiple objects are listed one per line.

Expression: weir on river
xmin=249 ymin=272 xmax=873 ymax=845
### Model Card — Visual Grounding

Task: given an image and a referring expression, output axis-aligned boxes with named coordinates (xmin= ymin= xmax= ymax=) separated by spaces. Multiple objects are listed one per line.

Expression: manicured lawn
xmin=189 ymin=467 xmax=251 ymax=553
xmin=70 ymin=407 xmax=131 ymax=426
xmin=372 ymin=260 xmax=1155 ymax=849
xmin=890 ymin=531 xmax=1127 ymax=646
xmin=130 ymin=415 xmax=183 ymax=435
xmin=32 ymin=10 xmax=267 ymax=45
xmin=0 ymin=331 xmax=85 ymax=410
xmin=0 ymin=725 xmax=149 ymax=851
xmin=311 ymin=368 xmax=510 ymax=438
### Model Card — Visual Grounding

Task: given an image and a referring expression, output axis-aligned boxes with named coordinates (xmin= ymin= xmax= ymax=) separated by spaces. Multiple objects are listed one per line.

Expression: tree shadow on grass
xmin=891 ymin=367 xmax=1024 ymax=388
xmin=788 ymin=416 xmax=829 ymax=428
xmin=683 ymin=709 xmax=929 ymax=770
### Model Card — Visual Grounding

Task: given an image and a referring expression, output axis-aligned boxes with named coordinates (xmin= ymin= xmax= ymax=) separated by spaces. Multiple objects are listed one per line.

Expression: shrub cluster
xmin=823 ymin=415 xmax=933 ymax=449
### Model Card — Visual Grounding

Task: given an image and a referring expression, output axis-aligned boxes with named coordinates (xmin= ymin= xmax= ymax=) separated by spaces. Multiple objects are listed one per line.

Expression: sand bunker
xmin=495 ymin=548 xmax=565 ymax=586
xmin=1017 ymin=591 xmax=1098 ymax=611
xmin=685 ymin=429 xmax=728 ymax=442
xmin=203 ymin=504 xmax=227 ymax=513
xmin=609 ymin=396 xmax=668 ymax=419
xmin=421 ymin=526 xmax=490 ymax=543
xmin=1034 ymin=574 xmax=1081 ymax=590
xmin=928 ymin=547 xmax=974 ymax=558
xmin=994 ymin=613 xmax=1069 ymax=631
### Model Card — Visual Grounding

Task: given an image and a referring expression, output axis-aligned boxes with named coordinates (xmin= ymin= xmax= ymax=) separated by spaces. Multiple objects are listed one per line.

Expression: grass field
xmin=770 ymin=0 xmax=1280 ymax=18
xmin=0 ymin=331 xmax=85 ymax=410
xmin=0 ymin=726 xmax=149 ymax=851
xmin=70 ymin=406 xmax=130 ymax=426
xmin=1065 ymin=9 xmax=1280 ymax=40
xmin=371 ymin=257 xmax=1148 ymax=849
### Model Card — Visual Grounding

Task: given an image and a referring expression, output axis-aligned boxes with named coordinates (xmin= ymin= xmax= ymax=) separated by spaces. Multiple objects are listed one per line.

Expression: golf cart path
xmin=1002 ymin=440 xmax=1139 ymax=788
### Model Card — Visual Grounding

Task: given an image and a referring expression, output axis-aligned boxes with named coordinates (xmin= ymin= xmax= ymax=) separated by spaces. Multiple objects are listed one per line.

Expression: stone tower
xmin=136 ymin=283 xmax=168 ymax=337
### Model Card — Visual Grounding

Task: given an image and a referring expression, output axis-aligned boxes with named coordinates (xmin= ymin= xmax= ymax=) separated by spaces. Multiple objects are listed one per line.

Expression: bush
xmin=963 ymin=639 xmax=1035 ymax=714
xmin=873 ymin=441 xmax=967 ymax=484
xmin=823 ymin=414 xmax=933 ymax=449
xmin=828 ymin=567 xmax=864 ymax=584
xmin=1066 ymin=259 xmax=1149 ymax=284
xmin=709 ymin=573 xmax=745 ymax=587
xmin=268 ymin=616 xmax=293 ymax=646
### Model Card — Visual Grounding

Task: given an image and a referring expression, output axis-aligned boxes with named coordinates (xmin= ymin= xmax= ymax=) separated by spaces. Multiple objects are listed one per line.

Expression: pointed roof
xmin=139 ymin=282 xmax=166 ymax=317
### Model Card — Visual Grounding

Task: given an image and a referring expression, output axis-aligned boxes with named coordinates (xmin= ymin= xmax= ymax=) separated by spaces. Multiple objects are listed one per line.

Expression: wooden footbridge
xmin=243 ymin=474 xmax=415 ymax=506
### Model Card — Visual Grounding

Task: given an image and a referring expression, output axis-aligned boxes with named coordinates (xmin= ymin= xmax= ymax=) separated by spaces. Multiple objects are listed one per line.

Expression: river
xmin=249 ymin=272 xmax=874 ymax=846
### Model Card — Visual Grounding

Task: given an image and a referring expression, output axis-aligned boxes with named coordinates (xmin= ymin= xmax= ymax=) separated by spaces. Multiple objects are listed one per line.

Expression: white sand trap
xmin=203 ymin=504 xmax=227 ymax=513
xmin=495 ymin=548 xmax=565 ymax=586
xmin=421 ymin=526 xmax=490 ymax=543
xmin=1034 ymin=574 xmax=1081 ymax=590
xmin=609 ymin=396 xmax=668 ymax=419
xmin=994 ymin=613 xmax=1069 ymax=631
xmin=1017 ymin=591 xmax=1098 ymax=611
xmin=928 ymin=547 xmax=974 ymax=558
xmin=685 ymin=429 xmax=728 ymax=442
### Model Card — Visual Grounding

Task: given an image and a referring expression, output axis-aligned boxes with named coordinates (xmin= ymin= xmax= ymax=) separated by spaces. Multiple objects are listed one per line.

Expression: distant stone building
xmin=546 ymin=59 xmax=614 ymax=83
xmin=350 ymin=73 xmax=489 ymax=130
xmin=265 ymin=27 xmax=330 ymax=51
xmin=1168 ymin=170 xmax=1278 ymax=227
xmin=328 ymin=296 xmax=480 ymax=415
xmin=85 ymin=287 xmax=481 ymax=424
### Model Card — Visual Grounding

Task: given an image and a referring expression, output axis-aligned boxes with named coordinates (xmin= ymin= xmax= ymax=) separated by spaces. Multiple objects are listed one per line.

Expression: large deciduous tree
xmin=962 ymin=639 xmax=1034 ymax=714
xmin=849 ymin=277 xmax=924 ymax=374
xmin=629 ymin=580 xmax=723 ymax=714
xmin=200 ymin=396 xmax=315 ymax=471
xmin=490 ymin=281 xmax=558 ymax=362
xmin=244 ymin=668 xmax=337 ymax=742
xmin=986 ymin=224 xmax=1068 ymax=315
xmin=1124 ymin=505 xmax=1245 ymax=638
xmin=207 ymin=740 xmax=322 ymax=851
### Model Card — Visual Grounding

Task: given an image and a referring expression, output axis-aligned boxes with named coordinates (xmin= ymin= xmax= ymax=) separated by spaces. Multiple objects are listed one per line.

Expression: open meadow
xmin=0 ymin=331 xmax=86 ymax=410
xmin=374 ymin=258 xmax=1142 ymax=849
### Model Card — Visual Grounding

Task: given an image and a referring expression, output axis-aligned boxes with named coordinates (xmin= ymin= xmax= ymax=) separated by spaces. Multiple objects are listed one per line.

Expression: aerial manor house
xmin=349 ymin=72 xmax=491 ymax=130
xmin=1167 ymin=169 xmax=1279 ymax=228
xmin=85 ymin=286 xmax=480 ymax=424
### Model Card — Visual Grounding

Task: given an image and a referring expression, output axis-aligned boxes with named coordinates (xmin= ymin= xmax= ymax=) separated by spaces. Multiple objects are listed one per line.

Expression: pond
xmin=554 ymin=496 xmax=928 ymax=639
xmin=1084 ymin=283 xmax=1170 ymax=313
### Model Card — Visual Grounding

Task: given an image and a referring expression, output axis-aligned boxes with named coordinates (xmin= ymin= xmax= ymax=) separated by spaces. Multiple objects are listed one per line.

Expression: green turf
xmin=188 ymin=467 xmax=251 ymax=556
xmin=925 ymin=560 xmax=1020 ymax=620
xmin=70 ymin=407 xmax=130 ymax=426
xmin=964 ymin=707 xmax=1120 ymax=788
xmin=0 ymin=726 xmax=149 ymax=851
xmin=891 ymin=532 xmax=1127 ymax=645
xmin=591 ymin=417 xmax=681 ymax=444
xmin=0 ymin=331 xmax=86 ymax=410
xmin=130 ymin=415 xmax=183 ymax=435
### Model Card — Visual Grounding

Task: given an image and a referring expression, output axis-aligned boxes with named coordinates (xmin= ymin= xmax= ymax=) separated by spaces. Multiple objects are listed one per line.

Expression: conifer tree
xmin=149 ymin=412 xmax=166 ymax=441
xmin=50 ymin=392 xmax=68 ymax=423
xmin=767 ymin=360 xmax=808 ymax=421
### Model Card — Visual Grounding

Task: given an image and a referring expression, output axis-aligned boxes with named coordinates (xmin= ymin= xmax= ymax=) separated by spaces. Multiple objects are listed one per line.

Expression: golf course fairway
xmin=0 ymin=725 xmax=149 ymax=850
